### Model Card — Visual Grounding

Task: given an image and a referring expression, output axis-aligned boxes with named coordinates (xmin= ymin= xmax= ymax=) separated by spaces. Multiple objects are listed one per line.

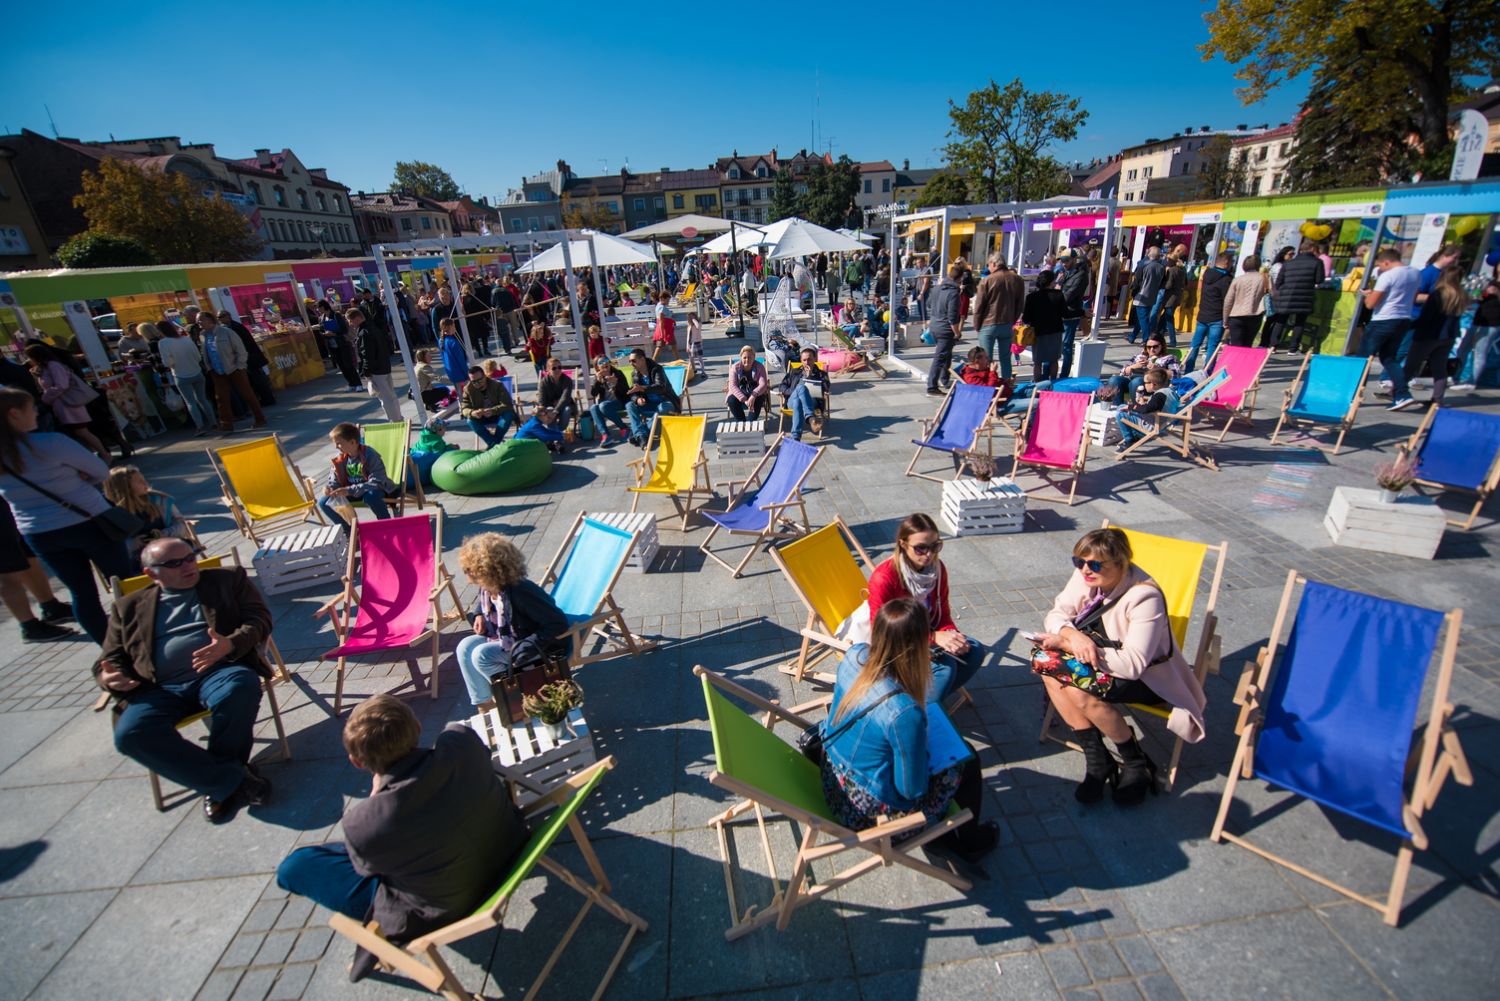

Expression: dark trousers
xmin=1227 ymin=315 xmax=1261 ymax=348
xmin=1366 ymin=318 xmax=1413 ymax=399
xmin=212 ymin=369 xmax=266 ymax=429
xmin=330 ymin=340 xmax=360 ymax=388
xmin=494 ymin=313 xmax=516 ymax=354
xmin=25 ymin=519 xmax=133 ymax=643
xmin=726 ymin=395 xmax=767 ymax=421
xmin=926 ymin=332 xmax=957 ymax=391
xmin=1269 ymin=311 xmax=1311 ymax=351
xmin=277 ymin=843 xmax=378 ymax=919
xmin=244 ymin=362 xmax=277 ymax=405
xmin=114 ymin=665 xmax=262 ymax=802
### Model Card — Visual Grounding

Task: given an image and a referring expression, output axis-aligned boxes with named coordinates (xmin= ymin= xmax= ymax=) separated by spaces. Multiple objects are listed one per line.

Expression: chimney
xmin=255 ymin=148 xmax=272 ymax=167
xmin=620 ymin=166 xmax=629 ymax=177
xmin=903 ymin=158 xmax=910 ymax=170
xmin=1255 ymin=123 xmax=1269 ymax=130
xmin=1201 ymin=125 xmax=1211 ymax=132
xmin=732 ymin=148 xmax=738 ymax=157
xmin=770 ymin=147 xmax=778 ymax=161
xmin=1236 ymin=123 xmax=1248 ymax=131
xmin=660 ymin=166 xmax=670 ymax=172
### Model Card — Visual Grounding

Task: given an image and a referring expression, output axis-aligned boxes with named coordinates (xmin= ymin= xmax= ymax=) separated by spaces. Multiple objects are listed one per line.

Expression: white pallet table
xmin=1324 ymin=486 xmax=1446 ymax=560
xmin=1087 ymin=402 xmax=1123 ymax=447
xmin=251 ymin=524 xmax=348 ymax=596
xmin=468 ymin=707 xmax=597 ymax=808
xmin=588 ymin=510 xmax=661 ymax=572
xmin=715 ymin=419 xmax=768 ymax=458
xmin=940 ymin=477 xmax=1027 ymax=536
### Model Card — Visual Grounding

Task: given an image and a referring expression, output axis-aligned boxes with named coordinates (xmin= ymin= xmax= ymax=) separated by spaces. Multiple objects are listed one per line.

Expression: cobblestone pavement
xmin=2 ymin=314 xmax=1497 ymax=1001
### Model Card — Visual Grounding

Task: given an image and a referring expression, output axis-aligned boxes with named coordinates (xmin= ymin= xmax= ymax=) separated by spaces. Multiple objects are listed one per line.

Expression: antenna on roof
xmin=44 ymin=104 xmax=58 ymax=138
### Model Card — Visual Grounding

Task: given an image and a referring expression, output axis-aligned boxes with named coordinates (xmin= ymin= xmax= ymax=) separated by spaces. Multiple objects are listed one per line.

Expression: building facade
xmin=1229 ymin=123 xmax=1298 ymax=197
xmin=350 ymin=191 xmax=455 ymax=248
xmin=0 ymin=147 xmax=51 ymax=269
xmin=855 ymin=160 xmax=898 ymax=217
xmin=1118 ymin=126 xmax=1260 ymax=203
xmin=439 ymin=196 xmax=501 ymax=236
xmin=660 ymin=169 xmax=721 ymax=219
xmin=891 ymin=161 xmax=941 ymax=210
xmin=497 ymin=162 xmax=569 ymax=235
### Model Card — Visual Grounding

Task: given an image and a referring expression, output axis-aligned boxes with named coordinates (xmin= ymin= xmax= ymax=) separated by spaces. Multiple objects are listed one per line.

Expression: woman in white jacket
xmin=155 ymin=324 xmax=212 ymax=433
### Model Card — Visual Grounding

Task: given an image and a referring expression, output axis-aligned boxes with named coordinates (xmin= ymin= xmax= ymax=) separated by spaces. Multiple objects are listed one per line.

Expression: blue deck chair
xmin=1404 ymin=406 xmax=1500 ymax=529
xmin=905 ymin=382 xmax=1000 ymax=482
xmin=1269 ymin=354 xmax=1371 ymax=454
xmin=540 ymin=514 xmax=657 ymax=667
xmin=700 ymin=436 xmax=825 ymax=577
xmin=662 ymin=361 xmax=693 ymax=414
xmin=709 ymin=295 xmax=733 ymax=318
xmin=1211 ymin=573 xmax=1471 ymax=927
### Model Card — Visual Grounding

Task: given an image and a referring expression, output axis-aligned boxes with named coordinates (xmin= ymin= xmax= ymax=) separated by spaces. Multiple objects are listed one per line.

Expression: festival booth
xmin=186 ymin=262 xmax=326 ymax=392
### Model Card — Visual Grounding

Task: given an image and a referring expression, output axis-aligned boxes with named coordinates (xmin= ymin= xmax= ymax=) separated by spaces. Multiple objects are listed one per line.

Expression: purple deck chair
xmin=904 ymin=382 xmax=1000 ymax=482
xmin=700 ymin=436 xmax=826 ymax=578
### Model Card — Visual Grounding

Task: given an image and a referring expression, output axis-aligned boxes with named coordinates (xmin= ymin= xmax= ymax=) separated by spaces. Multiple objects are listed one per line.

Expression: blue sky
xmin=2 ymin=0 xmax=1306 ymax=199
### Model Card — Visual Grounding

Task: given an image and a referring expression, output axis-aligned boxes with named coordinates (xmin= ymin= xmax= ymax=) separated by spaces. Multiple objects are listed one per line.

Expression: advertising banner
xmin=227 ymin=281 xmax=301 ymax=333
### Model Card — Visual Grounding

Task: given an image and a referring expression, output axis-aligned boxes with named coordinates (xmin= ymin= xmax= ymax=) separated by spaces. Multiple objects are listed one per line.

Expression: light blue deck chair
xmin=1212 ymin=573 xmax=1472 ymax=927
xmin=541 ymin=513 xmax=657 ymax=667
xmin=662 ymin=361 xmax=693 ymax=414
xmin=700 ymin=436 xmax=825 ymax=577
xmin=904 ymin=382 xmax=1000 ymax=482
xmin=1116 ymin=368 xmax=1231 ymax=471
xmin=1269 ymin=353 xmax=1371 ymax=454
xmin=1404 ymin=405 xmax=1500 ymax=529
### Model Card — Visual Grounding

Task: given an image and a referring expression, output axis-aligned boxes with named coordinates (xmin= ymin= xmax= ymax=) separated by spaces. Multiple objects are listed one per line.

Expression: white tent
xmin=765 ymin=218 xmax=871 ymax=259
xmin=620 ymin=214 xmax=742 ymax=239
xmin=692 ymin=224 xmax=769 ymax=256
xmin=516 ymin=231 xmax=657 ymax=273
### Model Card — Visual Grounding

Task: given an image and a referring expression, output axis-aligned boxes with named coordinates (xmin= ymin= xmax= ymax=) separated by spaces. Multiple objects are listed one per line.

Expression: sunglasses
xmin=1071 ymin=556 xmax=1110 ymax=573
xmin=909 ymin=541 xmax=943 ymax=556
xmin=147 ymin=553 xmax=200 ymax=570
xmin=1146 ymin=343 xmax=1163 ymax=350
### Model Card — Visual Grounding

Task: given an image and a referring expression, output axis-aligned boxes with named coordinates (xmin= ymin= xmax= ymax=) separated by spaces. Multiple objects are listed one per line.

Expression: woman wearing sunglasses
xmin=1031 ymin=528 xmax=1206 ymax=805
xmin=864 ymin=512 xmax=984 ymax=702
xmin=1106 ymin=338 xmax=1180 ymax=402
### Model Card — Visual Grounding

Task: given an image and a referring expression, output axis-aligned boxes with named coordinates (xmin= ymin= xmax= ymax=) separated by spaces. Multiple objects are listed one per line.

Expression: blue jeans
xmin=468 ymin=415 xmax=512 ymax=448
xmin=977 ymin=325 xmax=1014 ymax=380
xmin=1365 ymin=318 xmax=1413 ymax=399
xmin=1183 ymin=321 xmax=1223 ymax=373
xmin=626 ymin=394 xmax=675 ymax=439
xmin=320 ymin=485 xmax=393 ymax=535
xmin=175 ymin=374 xmax=213 ymax=429
xmin=25 ymin=518 xmax=134 ymax=644
xmin=1115 ymin=410 xmax=1149 ymax=446
xmin=1060 ymin=318 xmax=1081 ymax=379
xmin=787 ymin=382 xmax=816 ymax=439
xmin=1130 ymin=291 xmax=1163 ymax=343
xmin=1457 ymin=324 xmax=1500 ymax=385
xmin=114 ymin=665 xmax=262 ymax=802
xmin=930 ymin=638 xmax=985 ymax=702
xmin=456 ymin=633 xmax=511 ymax=706
xmin=1155 ymin=305 xmax=1178 ymax=346
xmin=277 ymin=844 xmax=378 ymax=919
xmin=590 ymin=399 xmax=629 ymax=437
xmin=1107 ymin=374 xmax=1146 ymax=402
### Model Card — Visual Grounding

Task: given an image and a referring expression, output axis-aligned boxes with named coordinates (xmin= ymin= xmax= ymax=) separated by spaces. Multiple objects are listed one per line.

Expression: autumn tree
xmin=562 ymin=201 xmax=622 ymax=231
xmin=1198 ymin=135 xmax=1249 ymax=199
xmin=73 ymin=159 xmax=261 ymax=263
xmin=55 ymin=232 xmax=156 ymax=269
xmin=942 ymin=78 xmax=1087 ymax=204
xmin=911 ymin=171 xmax=973 ymax=209
xmin=393 ymin=160 xmax=461 ymax=200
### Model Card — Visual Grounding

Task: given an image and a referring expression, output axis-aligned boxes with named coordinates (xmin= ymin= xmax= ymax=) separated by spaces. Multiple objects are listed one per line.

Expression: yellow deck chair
xmin=1039 ymin=521 xmax=1226 ymax=790
xmin=362 ymin=419 xmax=425 ymax=514
xmin=626 ymin=414 xmax=712 ymax=531
xmin=769 ymin=516 xmax=876 ymax=685
xmin=208 ymin=435 xmax=323 ymax=545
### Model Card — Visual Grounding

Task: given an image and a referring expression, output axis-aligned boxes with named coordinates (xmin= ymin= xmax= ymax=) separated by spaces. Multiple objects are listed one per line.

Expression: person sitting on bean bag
xmin=514 ymin=407 xmax=568 ymax=454
xmin=460 ymin=365 xmax=517 ymax=448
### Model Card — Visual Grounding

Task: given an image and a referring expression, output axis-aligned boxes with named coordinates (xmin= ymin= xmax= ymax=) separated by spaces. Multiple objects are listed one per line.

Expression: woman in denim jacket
xmin=821 ymin=598 xmax=999 ymax=863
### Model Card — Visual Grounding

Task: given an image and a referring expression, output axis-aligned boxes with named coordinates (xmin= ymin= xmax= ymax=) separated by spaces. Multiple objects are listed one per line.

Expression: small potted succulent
xmin=960 ymin=450 xmax=996 ymax=483
xmin=522 ymin=679 xmax=584 ymax=740
xmin=1374 ymin=451 xmax=1417 ymax=503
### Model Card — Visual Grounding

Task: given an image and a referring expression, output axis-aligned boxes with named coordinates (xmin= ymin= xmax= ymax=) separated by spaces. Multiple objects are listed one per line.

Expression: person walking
xmin=1184 ymin=253 xmax=1232 ymax=372
xmin=1127 ymin=247 xmax=1166 ymax=344
xmin=1022 ymin=270 xmax=1068 ymax=382
xmin=1058 ymin=251 xmax=1091 ymax=378
xmin=198 ymin=312 xmax=267 ymax=433
xmin=350 ymin=307 xmax=401 ymax=421
xmin=1450 ymin=280 xmax=1500 ymax=391
xmin=1363 ymin=249 xmax=1422 ymax=411
xmin=924 ymin=262 xmax=964 ymax=396
xmin=156 ymin=324 xmax=213 ymax=434
xmin=971 ymin=256 xmax=1026 ymax=381
xmin=317 ymin=301 xmax=361 ymax=390
xmin=1267 ymin=241 xmax=1325 ymax=353
xmin=218 ymin=312 xmax=277 ymax=406
xmin=24 ymin=344 xmax=111 ymax=462
xmin=1222 ymin=255 xmax=1268 ymax=348
xmin=1403 ymin=267 xmax=1469 ymax=407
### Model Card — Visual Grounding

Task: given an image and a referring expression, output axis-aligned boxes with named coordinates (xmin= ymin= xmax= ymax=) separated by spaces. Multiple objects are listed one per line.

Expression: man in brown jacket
xmin=970 ymin=255 xmax=1026 ymax=379
xmin=95 ymin=538 xmax=274 ymax=823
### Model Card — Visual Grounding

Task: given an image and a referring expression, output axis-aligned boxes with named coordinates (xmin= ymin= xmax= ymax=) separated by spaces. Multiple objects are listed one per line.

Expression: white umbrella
xmin=620 ymin=214 xmax=742 ymax=239
xmin=694 ymin=224 xmax=769 ymax=255
xmin=765 ymin=218 xmax=871 ymax=259
xmin=516 ymin=231 xmax=657 ymax=273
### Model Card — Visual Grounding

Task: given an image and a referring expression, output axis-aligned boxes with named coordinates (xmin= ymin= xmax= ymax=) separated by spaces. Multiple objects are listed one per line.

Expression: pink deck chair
xmin=1011 ymin=390 xmax=1092 ymax=505
xmin=1194 ymin=345 xmax=1271 ymax=441
xmin=315 ymin=512 xmax=463 ymax=715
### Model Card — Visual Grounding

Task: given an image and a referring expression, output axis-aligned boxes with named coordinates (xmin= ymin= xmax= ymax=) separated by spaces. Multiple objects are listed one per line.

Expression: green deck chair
xmin=326 ymin=757 xmax=647 ymax=1001
xmin=362 ymin=420 xmax=425 ymax=514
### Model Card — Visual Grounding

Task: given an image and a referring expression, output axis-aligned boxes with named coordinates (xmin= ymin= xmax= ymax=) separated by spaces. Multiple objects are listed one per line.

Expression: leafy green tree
xmin=768 ymin=167 xmax=800 ymax=221
xmin=1198 ymin=135 xmax=1249 ymax=198
xmin=393 ymin=160 xmax=461 ymax=200
xmin=942 ymin=78 xmax=1087 ymax=203
xmin=73 ymin=159 xmax=261 ymax=263
xmin=55 ymin=232 xmax=156 ymax=269
xmin=911 ymin=171 xmax=973 ymax=209
xmin=797 ymin=155 xmax=861 ymax=229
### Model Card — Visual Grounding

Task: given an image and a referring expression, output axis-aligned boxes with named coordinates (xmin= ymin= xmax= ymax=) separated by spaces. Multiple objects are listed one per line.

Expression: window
xmin=607 ymin=201 xmax=619 ymax=213
xmin=544 ymin=215 xmax=556 ymax=227
xmin=511 ymin=218 xmax=524 ymax=232
xmin=1250 ymin=176 xmax=1263 ymax=196
xmin=317 ymin=192 xmax=326 ymax=211
xmin=654 ymin=196 xmax=664 ymax=209
xmin=633 ymin=197 xmax=645 ymax=211
xmin=334 ymin=194 xmax=343 ymax=211
xmin=1127 ymin=169 xmax=1138 ymax=180
xmin=1124 ymin=192 xmax=1134 ymax=202
xmin=402 ymin=217 xmax=413 ymax=231
xmin=882 ymin=178 xmax=891 ymax=192
xmin=1181 ymin=163 xmax=1190 ymax=175
xmin=672 ymin=194 xmax=684 ymax=209
xmin=1142 ymin=166 xmax=1153 ymax=178
xmin=273 ymin=186 xmax=286 ymax=206
xmin=421 ymin=216 xmax=432 ymax=229
xmin=695 ymin=193 xmax=716 ymax=210
xmin=528 ymin=216 xmax=539 ymax=230
xmin=246 ymin=182 xmax=262 ymax=204
xmin=1256 ymin=147 xmax=1269 ymax=163
xmin=863 ymin=179 xmax=872 ymax=194
xmin=1200 ymin=162 xmax=1209 ymax=172
xmin=296 ymin=221 xmax=306 ymax=242
xmin=755 ymin=165 xmax=768 ymax=178
xmin=1279 ymin=142 xmax=1291 ymax=158
xmin=297 ymin=189 xmax=309 ymax=210
xmin=728 ymin=165 xmax=741 ymax=179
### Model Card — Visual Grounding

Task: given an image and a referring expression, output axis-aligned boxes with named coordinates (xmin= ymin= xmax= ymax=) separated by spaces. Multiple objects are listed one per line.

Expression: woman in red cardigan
xmin=866 ymin=512 xmax=985 ymax=701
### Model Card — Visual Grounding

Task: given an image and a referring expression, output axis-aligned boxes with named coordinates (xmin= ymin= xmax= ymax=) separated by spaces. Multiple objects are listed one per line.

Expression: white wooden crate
xmin=251 ymin=524 xmax=347 ymax=596
xmin=588 ymin=510 xmax=661 ymax=572
xmin=1087 ymin=402 xmax=1122 ymax=447
xmin=940 ymin=477 xmax=1027 ymax=536
xmin=1324 ymin=486 xmax=1445 ymax=560
xmin=468 ymin=707 xmax=597 ymax=808
xmin=715 ymin=419 xmax=767 ymax=458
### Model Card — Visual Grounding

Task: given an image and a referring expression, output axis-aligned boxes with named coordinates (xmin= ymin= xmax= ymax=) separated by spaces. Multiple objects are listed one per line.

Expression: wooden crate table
xmin=940 ymin=477 xmax=1026 ymax=536
xmin=1087 ymin=402 xmax=1122 ymax=447
xmin=468 ymin=707 xmax=597 ymax=808
xmin=1324 ymin=486 xmax=1446 ymax=560
xmin=715 ymin=419 xmax=767 ymax=458
xmin=588 ymin=510 xmax=661 ymax=572
xmin=251 ymin=524 xmax=348 ymax=596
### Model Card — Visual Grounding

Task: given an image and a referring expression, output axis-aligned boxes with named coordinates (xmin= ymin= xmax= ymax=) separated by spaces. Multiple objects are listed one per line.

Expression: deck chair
xmin=1269 ymin=354 xmax=1371 ymax=455
xmin=1211 ymin=573 xmax=1472 ymax=927
xmin=208 ymin=435 xmax=323 ymax=545
xmin=1116 ymin=368 xmax=1232 ymax=471
xmin=326 ymin=757 xmax=648 ymax=1001
xmin=1010 ymin=390 xmax=1091 ymax=505
xmin=770 ymin=516 xmax=876 ymax=684
xmin=695 ymin=667 xmax=972 ymax=940
xmin=1404 ymin=406 xmax=1500 ymax=529
xmin=316 ymin=511 xmax=463 ymax=715
xmin=1193 ymin=345 xmax=1271 ymax=442
xmin=540 ymin=513 xmax=657 ymax=668
xmin=775 ymin=363 xmax=834 ymax=441
xmin=362 ymin=420 xmax=426 ymax=514
xmin=709 ymin=295 xmax=733 ymax=318
xmin=662 ymin=361 xmax=693 ymax=414
xmin=831 ymin=326 xmax=890 ymax=379
xmin=626 ymin=414 xmax=712 ymax=531
xmin=1038 ymin=522 xmax=1227 ymax=791
xmin=905 ymin=382 xmax=1000 ymax=482
xmin=700 ymin=436 xmax=824 ymax=577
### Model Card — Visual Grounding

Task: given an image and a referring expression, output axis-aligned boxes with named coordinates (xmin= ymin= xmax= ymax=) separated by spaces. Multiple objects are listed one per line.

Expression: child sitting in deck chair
xmin=1114 ymin=368 xmax=1181 ymax=454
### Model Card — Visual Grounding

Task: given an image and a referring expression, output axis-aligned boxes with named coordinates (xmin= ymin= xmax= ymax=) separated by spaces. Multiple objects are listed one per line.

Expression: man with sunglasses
xmin=94 ymin=538 xmax=276 ymax=823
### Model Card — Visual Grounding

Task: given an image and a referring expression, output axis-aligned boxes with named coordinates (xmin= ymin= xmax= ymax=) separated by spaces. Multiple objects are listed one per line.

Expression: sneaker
xmin=1449 ymin=383 xmax=1476 ymax=392
xmin=926 ymin=387 xmax=944 ymax=397
xmin=39 ymin=600 xmax=75 ymax=624
xmin=21 ymin=619 xmax=74 ymax=643
xmin=1387 ymin=397 xmax=1418 ymax=412
xmin=1373 ymin=387 xmax=1392 ymax=398
xmin=347 ymin=385 xmax=364 ymax=393
xmin=1379 ymin=379 xmax=1392 ymax=390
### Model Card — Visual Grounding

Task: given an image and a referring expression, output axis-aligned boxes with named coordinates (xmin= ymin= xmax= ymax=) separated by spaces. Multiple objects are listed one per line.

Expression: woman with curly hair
xmin=454 ymin=533 xmax=569 ymax=710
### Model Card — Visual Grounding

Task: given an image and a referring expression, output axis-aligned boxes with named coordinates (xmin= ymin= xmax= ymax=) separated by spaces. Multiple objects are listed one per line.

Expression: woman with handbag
xmin=24 ymin=344 xmax=110 ymax=463
xmin=1021 ymin=270 xmax=1067 ymax=382
xmin=820 ymin=598 xmax=999 ymax=863
xmin=0 ymin=388 xmax=134 ymax=644
xmin=453 ymin=533 xmax=569 ymax=711
xmin=1031 ymin=528 xmax=1206 ymax=805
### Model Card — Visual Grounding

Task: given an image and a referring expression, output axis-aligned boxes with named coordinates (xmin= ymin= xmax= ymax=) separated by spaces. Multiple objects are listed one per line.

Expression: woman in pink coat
xmin=1034 ymin=527 xmax=1206 ymax=806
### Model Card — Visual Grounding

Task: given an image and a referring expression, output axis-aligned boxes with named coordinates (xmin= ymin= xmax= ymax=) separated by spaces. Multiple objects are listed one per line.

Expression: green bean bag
xmin=430 ymin=438 xmax=552 ymax=495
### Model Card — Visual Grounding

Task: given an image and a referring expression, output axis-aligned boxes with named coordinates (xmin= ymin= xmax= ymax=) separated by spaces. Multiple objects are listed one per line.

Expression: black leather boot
xmin=1074 ymin=726 xmax=1118 ymax=803
xmin=1112 ymin=737 xmax=1159 ymax=806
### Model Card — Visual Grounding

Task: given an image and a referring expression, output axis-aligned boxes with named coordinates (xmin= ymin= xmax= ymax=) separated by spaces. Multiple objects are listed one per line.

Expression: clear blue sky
xmin=2 ymin=0 xmax=1305 ymax=199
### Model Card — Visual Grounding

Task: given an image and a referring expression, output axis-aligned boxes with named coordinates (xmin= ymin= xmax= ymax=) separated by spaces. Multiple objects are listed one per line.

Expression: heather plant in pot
xmin=1374 ymin=452 xmax=1417 ymax=503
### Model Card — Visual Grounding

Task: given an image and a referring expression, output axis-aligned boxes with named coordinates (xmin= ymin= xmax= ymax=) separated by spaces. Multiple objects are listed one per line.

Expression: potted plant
xmin=959 ymin=450 xmax=996 ymax=483
xmin=1374 ymin=451 xmax=1417 ymax=503
xmin=522 ymin=679 xmax=584 ymax=740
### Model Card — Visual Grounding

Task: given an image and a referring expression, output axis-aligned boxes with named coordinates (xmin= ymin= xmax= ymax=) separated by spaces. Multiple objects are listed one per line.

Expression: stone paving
xmin=1 ymin=311 xmax=1497 ymax=1001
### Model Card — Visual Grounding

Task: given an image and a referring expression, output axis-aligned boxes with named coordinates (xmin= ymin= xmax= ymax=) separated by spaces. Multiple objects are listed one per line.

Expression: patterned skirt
xmin=821 ymin=759 xmax=964 ymax=833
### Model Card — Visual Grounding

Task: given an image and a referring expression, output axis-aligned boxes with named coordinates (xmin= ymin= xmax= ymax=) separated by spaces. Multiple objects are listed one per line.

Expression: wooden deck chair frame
xmin=207 ymin=433 xmax=324 ymax=545
xmin=775 ymin=362 xmax=835 ymax=442
xmin=1404 ymin=404 xmax=1500 ymax=530
xmin=830 ymin=326 xmax=890 ymax=379
xmin=1268 ymin=353 xmax=1371 ymax=455
xmin=141 ymin=675 xmax=292 ymax=811
xmin=695 ymin=667 xmax=972 ymax=940
xmin=541 ymin=511 xmax=658 ymax=668
xmin=362 ymin=419 xmax=426 ymax=514
xmin=1212 ymin=571 xmax=1473 ymax=926
xmin=1193 ymin=344 xmax=1268 ymax=443
xmin=626 ymin=415 xmax=713 ymax=531
xmin=904 ymin=382 xmax=1000 ymax=483
xmin=699 ymin=435 xmax=825 ymax=578
xmin=315 ymin=509 xmax=464 ymax=715
xmin=1114 ymin=372 xmax=1230 ymax=472
xmin=662 ymin=361 xmax=694 ymax=414
xmin=328 ymin=757 xmax=648 ymax=1001
xmin=1037 ymin=519 xmax=1226 ymax=791
xmin=1009 ymin=393 xmax=1091 ymax=505
xmin=769 ymin=515 xmax=877 ymax=685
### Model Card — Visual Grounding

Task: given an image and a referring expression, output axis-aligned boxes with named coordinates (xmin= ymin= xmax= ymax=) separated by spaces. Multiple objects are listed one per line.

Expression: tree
xmin=1284 ymin=64 xmax=1430 ymax=191
xmin=797 ymin=155 xmax=861 ymax=229
xmin=55 ymin=232 xmax=156 ymax=269
xmin=562 ymin=201 xmax=621 ymax=231
xmin=768 ymin=168 xmax=800 ymax=221
xmin=942 ymin=78 xmax=1088 ymax=204
xmin=393 ymin=160 xmax=461 ymax=200
xmin=73 ymin=159 xmax=261 ymax=264
xmin=911 ymin=171 xmax=974 ymax=209
xmin=1198 ymin=135 xmax=1249 ymax=199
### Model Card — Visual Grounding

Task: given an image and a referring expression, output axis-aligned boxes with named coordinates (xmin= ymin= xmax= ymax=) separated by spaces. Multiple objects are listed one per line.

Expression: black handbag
xmin=797 ymin=689 xmax=900 ymax=768
xmin=489 ymin=634 xmax=572 ymax=725
xmin=0 ymin=465 xmax=145 ymax=543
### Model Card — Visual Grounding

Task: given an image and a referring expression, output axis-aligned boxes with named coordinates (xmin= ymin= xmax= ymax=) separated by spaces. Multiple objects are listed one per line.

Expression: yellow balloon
xmin=1454 ymin=215 xmax=1481 ymax=237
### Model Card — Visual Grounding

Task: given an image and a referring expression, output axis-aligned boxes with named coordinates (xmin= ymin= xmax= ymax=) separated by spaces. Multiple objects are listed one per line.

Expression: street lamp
xmin=307 ymin=222 xmax=328 ymax=256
